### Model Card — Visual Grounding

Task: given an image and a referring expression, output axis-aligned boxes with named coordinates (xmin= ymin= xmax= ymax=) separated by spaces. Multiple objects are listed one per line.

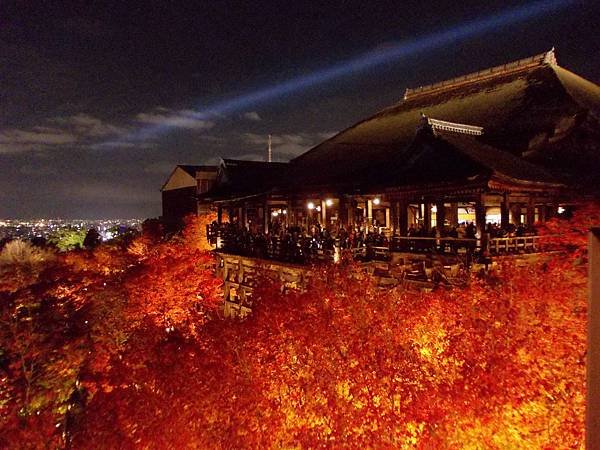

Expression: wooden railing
xmin=391 ymin=236 xmax=477 ymax=254
xmin=208 ymin=224 xmax=547 ymax=264
xmin=488 ymin=235 xmax=540 ymax=254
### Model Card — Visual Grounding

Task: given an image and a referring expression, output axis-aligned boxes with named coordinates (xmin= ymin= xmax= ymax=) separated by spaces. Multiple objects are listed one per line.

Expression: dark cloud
xmin=135 ymin=109 xmax=215 ymax=130
xmin=0 ymin=127 xmax=77 ymax=153
xmin=50 ymin=114 xmax=127 ymax=137
xmin=243 ymin=111 xmax=262 ymax=121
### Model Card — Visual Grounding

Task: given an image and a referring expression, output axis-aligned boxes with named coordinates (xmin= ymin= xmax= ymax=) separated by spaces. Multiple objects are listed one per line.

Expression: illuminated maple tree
xmin=1 ymin=207 xmax=594 ymax=448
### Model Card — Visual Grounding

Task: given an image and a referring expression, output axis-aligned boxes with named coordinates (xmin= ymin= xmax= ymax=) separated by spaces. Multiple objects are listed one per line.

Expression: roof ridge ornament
xmin=421 ymin=114 xmax=484 ymax=136
xmin=404 ymin=48 xmax=558 ymax=101
xmin=543 ymin=46 xmax=557 ymax=66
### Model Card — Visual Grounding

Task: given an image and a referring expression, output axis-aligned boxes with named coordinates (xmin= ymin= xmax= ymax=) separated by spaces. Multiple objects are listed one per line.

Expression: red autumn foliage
xmin=0 ymin=208 xmax=594 ymax=448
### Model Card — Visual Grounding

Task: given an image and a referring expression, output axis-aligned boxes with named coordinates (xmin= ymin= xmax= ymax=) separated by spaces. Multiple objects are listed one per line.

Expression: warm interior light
xmin=325 ymin=198 xmax=333 ymax=207
xmin=431 ymin=205 xmax=437 ymax=213
xmin=282 ymin=209 xmax=287 ymax=215
xmin=316 ymin=206 xmax=321 ymax=212
xmin=373 ymin=198 xmax=381 ymax=205
xmin=271 ymin=211 xmax=279 ymax=217
xmin=307 ymin=202 xmax=315 ymax=210
xmin=558 ymin=206 xmax=565 ymax=214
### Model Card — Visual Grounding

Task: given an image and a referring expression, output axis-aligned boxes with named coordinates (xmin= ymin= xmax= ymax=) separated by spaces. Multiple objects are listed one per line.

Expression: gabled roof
xmin=351 ymin=121 xmax=562 ymax=195
xmin=437 ymin=130 xmax=559 ymax=186
xmin=203 ymin=159 xmax=289 ymax=201
xmin=177 ymin=164 xmax=218 ymax=177
xmin=290 ymin=49 xmax=600 ymax=188
xmin=161 ymin=164 xmax=218 ymax=192
xmin=386 ymin=128 xmax=560 ymax=188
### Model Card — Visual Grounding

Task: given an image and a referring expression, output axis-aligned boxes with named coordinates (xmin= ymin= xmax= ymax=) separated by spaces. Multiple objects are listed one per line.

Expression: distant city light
xmin=307 ymin=202 xmax=315 ymax=210
xmin=101 ymin=230 xmax=115 ymax=241
xmin=373 ymin=198 xmax=381 ymax=206
xmin=0 ymin=219 xmax=142 ymax=244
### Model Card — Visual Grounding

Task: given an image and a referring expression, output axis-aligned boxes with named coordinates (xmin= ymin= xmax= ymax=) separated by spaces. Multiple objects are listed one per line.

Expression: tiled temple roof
xmin=288 ymin=49 xmax=600 ymax=190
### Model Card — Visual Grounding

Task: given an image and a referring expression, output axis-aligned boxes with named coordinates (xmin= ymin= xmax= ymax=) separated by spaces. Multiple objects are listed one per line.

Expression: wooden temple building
xmin=169 ymin=49 xmax=600 ymax=263
xmin=161 ymin=165 xmax=217 ymax=225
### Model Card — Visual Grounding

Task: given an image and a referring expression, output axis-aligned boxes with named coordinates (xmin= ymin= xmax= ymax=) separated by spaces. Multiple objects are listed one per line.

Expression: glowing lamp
xmin=558 ymin=206 xmax=565 ymax=214
xmin=431 ymin=205 xmax=437 ymax=213
xmin=307 ymin=202 xmax=315 ymax=210
xmin=282 ymin=209 xmax=287 ymax=215
xmin=316 ymin=206 xmax=321 ymax=212
xmin=325 ymin=198 xmax=333 ymax=207
xmin=373 ymin=198 xmax=381 ymax=205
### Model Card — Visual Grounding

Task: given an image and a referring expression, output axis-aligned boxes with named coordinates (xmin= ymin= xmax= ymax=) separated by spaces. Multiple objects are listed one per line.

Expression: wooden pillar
xmin=263 ymin=201 xmax=270 ymax=234
xmin=448 ymin=202 xmax=459 ymax=226
xmin=423 ymin=202 xmax=432 ymax=232
xmin=238 ymin=206 xmax=246 ymax=229
xmin=390 ymin=201 xmax=399 ymax=233
xmin=347 ymin=199 xmax=355 ymax=228
xmin=475 ymin=196 xmax=486 ymax=234
xmin=527 ymin=197 xmax=535 ymax=226
xmin=286 ymin=199 xmax=294 ymax=227
xmin=385 ymin=207 xmax=391 ymax=229
xmin=307 ymin=203 xmax=314 ymax=229
xmin=588 ymin=229 xmax=600 ymax=450
xmin=501 ymin=193 xmax=510 ymax=228
xmin=475 ymin=196 xmax=487 ymax=253
xmin=538 ymin=204 xmax=547 ymax=223
xmin=321 ymin=200 xmax=327 ymax=227
xmin=399 ymin=200 xmax=408 ymax=236
xmin=436 ymin=201 xmax=446 ymax=229
xmin=511 ymin=203 xmax=522 ymax=225
xmin=339 ymin=197 xmax=348 ymax=228
xmin=367 ymin=199 xmax=373 ymax=227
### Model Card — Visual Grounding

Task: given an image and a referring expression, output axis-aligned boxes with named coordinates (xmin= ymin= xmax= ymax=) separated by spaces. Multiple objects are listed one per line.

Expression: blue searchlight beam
xmin=116 ymin=0 xmax=576 ymax=144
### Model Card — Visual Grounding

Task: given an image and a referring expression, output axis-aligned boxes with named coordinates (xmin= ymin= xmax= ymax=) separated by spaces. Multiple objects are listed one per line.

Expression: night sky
xmin=1 ymin=0 xmax=598 ymax=219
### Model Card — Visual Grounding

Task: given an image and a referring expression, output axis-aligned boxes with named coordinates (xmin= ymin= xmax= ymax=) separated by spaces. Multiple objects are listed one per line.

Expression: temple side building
xmin=161 ymin=165 xmax=217 ymax=222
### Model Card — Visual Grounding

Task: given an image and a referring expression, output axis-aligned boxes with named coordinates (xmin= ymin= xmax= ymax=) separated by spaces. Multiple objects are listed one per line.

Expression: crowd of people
xmin=405 ymin=221 xmax=536 ymax=240
xmin=207 ymin=219 xmax=538 ymax=264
